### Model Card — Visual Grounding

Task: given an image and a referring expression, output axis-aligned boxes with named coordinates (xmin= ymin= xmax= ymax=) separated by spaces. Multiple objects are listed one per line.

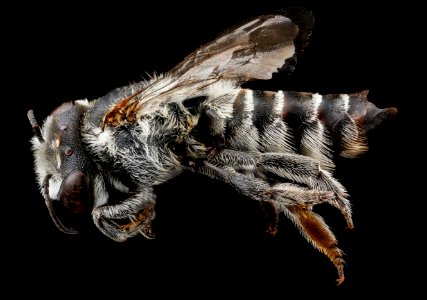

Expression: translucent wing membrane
xmin=102 ymin=8 xmax=314 ymax=127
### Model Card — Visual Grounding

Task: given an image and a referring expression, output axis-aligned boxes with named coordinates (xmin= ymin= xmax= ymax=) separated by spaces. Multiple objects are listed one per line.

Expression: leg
xmin=259 ymin=201 xmax=280 ymax=236
xmin=280 ymin=203 xmax=346 ymax=285
xmin=272 ymin=183 xmax=335 ymax=206
xmin=92 ymin=187 xmax=156 ymax=242
xmin=194 ymin=161 xmax=348 ymax=284
xmin=204 ymin=150 xmax=337 ymax=234
xmin=208 ymin=149 xmax=281 ymax=234
xmin=257 ymin=152 xmax=353 ymax=228
xmin=207 ymin=148 xmax=256 ymax=173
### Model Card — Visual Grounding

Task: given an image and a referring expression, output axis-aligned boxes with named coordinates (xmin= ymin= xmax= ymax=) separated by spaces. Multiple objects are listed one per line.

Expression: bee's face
xmin=30 ymin=102 xmax=95 ymax=234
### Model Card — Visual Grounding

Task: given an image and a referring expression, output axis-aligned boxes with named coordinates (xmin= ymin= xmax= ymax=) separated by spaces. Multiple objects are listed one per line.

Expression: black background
xmin=6 ymin=0 xmax=419 ymax=297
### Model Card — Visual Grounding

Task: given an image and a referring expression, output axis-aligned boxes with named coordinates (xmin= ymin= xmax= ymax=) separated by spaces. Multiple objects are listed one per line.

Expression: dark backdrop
xmin=6 ymin=0 xmax=418 ymax=297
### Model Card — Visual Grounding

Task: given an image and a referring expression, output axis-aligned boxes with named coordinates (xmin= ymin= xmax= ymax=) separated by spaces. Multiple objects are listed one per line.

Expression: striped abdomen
xmin=193 ymin=88 xmax=397 ymax=170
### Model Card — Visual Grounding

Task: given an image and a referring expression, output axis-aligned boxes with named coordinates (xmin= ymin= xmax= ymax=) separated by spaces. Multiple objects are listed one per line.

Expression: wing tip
xmin=279 ymin=7 xmax=315 ymax=74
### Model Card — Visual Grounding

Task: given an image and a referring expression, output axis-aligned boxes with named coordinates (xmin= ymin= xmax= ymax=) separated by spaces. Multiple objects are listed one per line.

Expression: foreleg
xmin=92 ymin=187 xmax=156 ymax=242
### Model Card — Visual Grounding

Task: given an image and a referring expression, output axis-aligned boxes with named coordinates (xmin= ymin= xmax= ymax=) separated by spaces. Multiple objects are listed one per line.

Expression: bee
xmin=27 ymin=8 xmax=397 ymax=285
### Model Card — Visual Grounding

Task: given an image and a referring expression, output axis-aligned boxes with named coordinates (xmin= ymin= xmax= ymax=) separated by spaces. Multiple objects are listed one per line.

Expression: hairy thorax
xmin=82 ymin=99 xmax=185 ymax=187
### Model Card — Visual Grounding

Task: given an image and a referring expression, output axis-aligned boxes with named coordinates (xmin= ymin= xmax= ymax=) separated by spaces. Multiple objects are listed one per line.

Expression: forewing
xmin=102 ymin=8 xmax=314 ymax=127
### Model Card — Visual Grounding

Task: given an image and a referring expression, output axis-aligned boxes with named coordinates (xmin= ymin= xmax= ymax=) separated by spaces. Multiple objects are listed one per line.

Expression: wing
xmin=102 ymin=7 xmax=314 ymax=128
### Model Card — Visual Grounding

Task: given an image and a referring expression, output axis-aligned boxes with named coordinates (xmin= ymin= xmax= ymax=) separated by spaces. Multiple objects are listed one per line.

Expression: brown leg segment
xmin=259 ymin=200 xmax=280 ymax=237
xmin=285 ymin=205 xmax=345 ymax=285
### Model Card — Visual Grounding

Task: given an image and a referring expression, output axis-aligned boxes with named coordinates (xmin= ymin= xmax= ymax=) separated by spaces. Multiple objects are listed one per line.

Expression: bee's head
xmin=28 ymin=100 xmax=95 ymax=234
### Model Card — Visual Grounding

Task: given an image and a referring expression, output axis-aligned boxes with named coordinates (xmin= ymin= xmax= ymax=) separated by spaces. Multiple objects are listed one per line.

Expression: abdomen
xmin=193 ymin=88 xmax=397 ymax=170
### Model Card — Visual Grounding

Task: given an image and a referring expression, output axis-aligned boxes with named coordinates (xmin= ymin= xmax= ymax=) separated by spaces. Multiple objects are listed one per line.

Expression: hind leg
xmin=257 ymin=152 xmax=353 ymax=228
xmin=205 ymin=149 xmax=338 ymax=235
xmin=280 ymin=204 xmax=346 ymax=285
xmin=193 ymin=161 xmax=347 ymax=283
